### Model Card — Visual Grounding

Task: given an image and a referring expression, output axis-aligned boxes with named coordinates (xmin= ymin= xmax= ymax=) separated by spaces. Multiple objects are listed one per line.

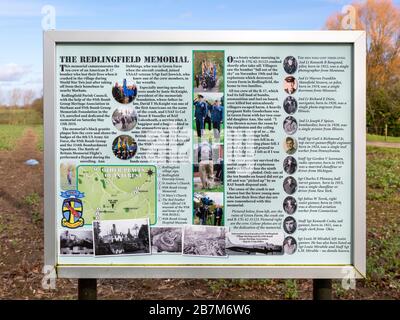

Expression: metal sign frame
xmin=44 ymin=30 xmax=366 ymax=279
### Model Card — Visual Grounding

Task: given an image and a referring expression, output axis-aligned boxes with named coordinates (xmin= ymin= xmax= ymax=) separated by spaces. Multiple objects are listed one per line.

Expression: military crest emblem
xmin=60 ymin=190 xmax=85 ymax=228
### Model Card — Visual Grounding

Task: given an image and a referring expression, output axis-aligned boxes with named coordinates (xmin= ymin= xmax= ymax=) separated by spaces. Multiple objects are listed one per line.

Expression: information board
xmin=44 ymin=31 xmax=366 ymax=278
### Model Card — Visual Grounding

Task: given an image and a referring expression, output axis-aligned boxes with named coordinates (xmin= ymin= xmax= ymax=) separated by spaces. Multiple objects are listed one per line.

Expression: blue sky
xmin=0 ymin=0 xmax=399 ymax=104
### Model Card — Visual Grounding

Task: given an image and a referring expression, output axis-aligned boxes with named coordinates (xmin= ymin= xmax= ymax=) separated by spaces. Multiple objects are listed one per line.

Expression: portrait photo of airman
xmin=283 ymin=56 xmax=298 ymax=74
xmin=283 ymin=176 xmax=297 ymax=195
xmin=283 ymin=216 xmax=297 ymax=234
xmin=283 ymin=196 xmax=297 ymax=215
xmin=283 ymin=116 xmax=298 ymax=135
xmin=284 ymin=76 xmax=298 ymax=95
xmin=283 ymin=156 xmax=297 ymax=174
xmin=283 ymin=96 xmax=298 ymax=115
xmin=283 ymin=136 xmax=298 ymax=155
xmin=283 ymin=236 xmax=297 ymax=255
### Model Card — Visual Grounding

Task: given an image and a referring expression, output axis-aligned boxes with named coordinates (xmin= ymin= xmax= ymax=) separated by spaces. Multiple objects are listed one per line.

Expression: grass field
xmin=0 ymin=109 xmax=42 ymax=125
xmin=367 ymin=146 xmax=400 ymax=200
xmin=0 ymin=124 xmax=43 ymax=151
xmin=32 ymin=125 xmax=43 ymax=151
xmin=367 ymin=134 xmax=400 ymax=143
xmin=365 ymin=146 xmax=400 ymax=296
xmin=0 ymin=125 xmax=29 ymax=151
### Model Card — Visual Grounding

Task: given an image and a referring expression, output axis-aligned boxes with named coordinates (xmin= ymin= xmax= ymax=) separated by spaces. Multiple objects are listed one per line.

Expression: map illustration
xmin=77 ymin=165 xmax=156 ymax=224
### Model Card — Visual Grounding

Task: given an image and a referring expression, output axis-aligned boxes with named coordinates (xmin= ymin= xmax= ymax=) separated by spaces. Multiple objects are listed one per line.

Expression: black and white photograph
xmin=283 ymin=216 xmax=297 ymax=234
xmin=112 ymin=105 xmax=138 ymax=131
xmin=283 ymin=56 xmax=298 ymax=74
xmin=283 ymin=196 xmax=297 ymax=214
xmin=284 ymin=76 xmax=298 ymax=94
xmin=59 ymin=230 xmax=93 ymax=255
xmin=226 ymin=233 xmax=283 ymax=255
xmin=283 ymin=156 xmax=297 ymax=174
xmin=93 ymin=218 xmax=150 ymax=256
xmin=150 ymin=227 xmax=182 ymax=254
xmin=183 ymin=225 xmax=227 ymax=257
xmin=283 ymin=96 xmax=298 ymax=114
xmin=283 ymin=116 xmax=298 ymax=135
xmin=283 ymin=176 xmax=297 ymax=195
xmin=284 ymin=136 xmax=298 ymax=155
xmin=283 ymin=236 xmax=297 ymax=255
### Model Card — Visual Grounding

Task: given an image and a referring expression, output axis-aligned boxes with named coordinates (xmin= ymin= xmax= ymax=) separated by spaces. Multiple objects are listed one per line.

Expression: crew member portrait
xmin=283 ymin=56 xmax=298 ymax=74
xmin=283 ymin=216 xmax=297 ymax=234
xmin=284 ymin=136 xmax=297 ymax=155
xmin=284 ymin=76 xmax=298 ymax=94
xmin=283 ymin=236 xmax=297 ymax=255
xmin=283 ymin=156 xmax=297 ymax=174
xmin=283 ymin=176 xmax=297 ymax=195
xmin=283 ymin=96 xmax=298 ymax=114
xmin=283 ymin=116 xmax=298 ymax=135
xmin=283 ymin=196 xmax=297 ymax=214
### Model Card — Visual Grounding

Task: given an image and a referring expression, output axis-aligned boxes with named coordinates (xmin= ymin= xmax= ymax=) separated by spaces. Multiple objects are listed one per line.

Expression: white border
xmin=44 ymin=30 xmax=366 ymax=279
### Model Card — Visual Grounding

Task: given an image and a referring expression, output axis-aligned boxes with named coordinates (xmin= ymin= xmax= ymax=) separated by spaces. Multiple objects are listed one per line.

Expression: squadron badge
xmin=60 ymin=190 xmax=85 ymax=228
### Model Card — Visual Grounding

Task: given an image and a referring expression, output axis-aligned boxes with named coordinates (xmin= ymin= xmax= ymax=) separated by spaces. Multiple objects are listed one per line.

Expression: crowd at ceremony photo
xmin=112 ymin=106 xmax=138 ymax=131
xmin=194 ymin=58 xmax=222 ymax=92
xmin=112 ymin=79 xmax=138 ymax=104
xmin=193 ymin=93 xmax=224 ymax=143
xmin=193 ymin=192 xmax=224 ymax=226
xmin=112 ymin=135 xmax=138 ymax=160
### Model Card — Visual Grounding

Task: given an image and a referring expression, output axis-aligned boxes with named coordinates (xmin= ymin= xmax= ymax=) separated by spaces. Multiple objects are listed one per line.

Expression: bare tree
xmin=0 ymin=88 xmax=3 ymax=107
xmin=23 ymin=89 xmax=35 ymax=107
xmin=10 ymin=88 xmax=21 ymax=107
xmin=326 ymin=0 xmax=400 ymax=135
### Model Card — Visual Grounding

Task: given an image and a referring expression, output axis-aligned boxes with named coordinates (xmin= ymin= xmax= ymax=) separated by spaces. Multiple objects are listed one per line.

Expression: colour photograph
xmin=0 ymin=0 xmax=398 ymax=303
xmin=112 ymin=79 xmax=138 ymax=104
xmin=193 ymin=192 xmax=224 ymax=226
xmin=193 ymin=51 xmax=224 ymax=93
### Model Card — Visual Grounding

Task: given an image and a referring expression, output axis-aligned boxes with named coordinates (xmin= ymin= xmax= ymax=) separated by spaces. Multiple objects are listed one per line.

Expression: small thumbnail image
xmin=112 ymin=135 xmax=138 ymax=160
xmin=150 ymin=227 xmax=182 ymax=254
xmin=112 ymin=79 xmax=138 ymax=104
xmin=183 ymin=225 xmax=227 ymax=257
xmin=112 ymin=105 xmax=138 ymax=131
xmin=59 ymin=229 xmax=93 ymax=256
xmin=93 ymin=218 xmax=150 ymax=256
